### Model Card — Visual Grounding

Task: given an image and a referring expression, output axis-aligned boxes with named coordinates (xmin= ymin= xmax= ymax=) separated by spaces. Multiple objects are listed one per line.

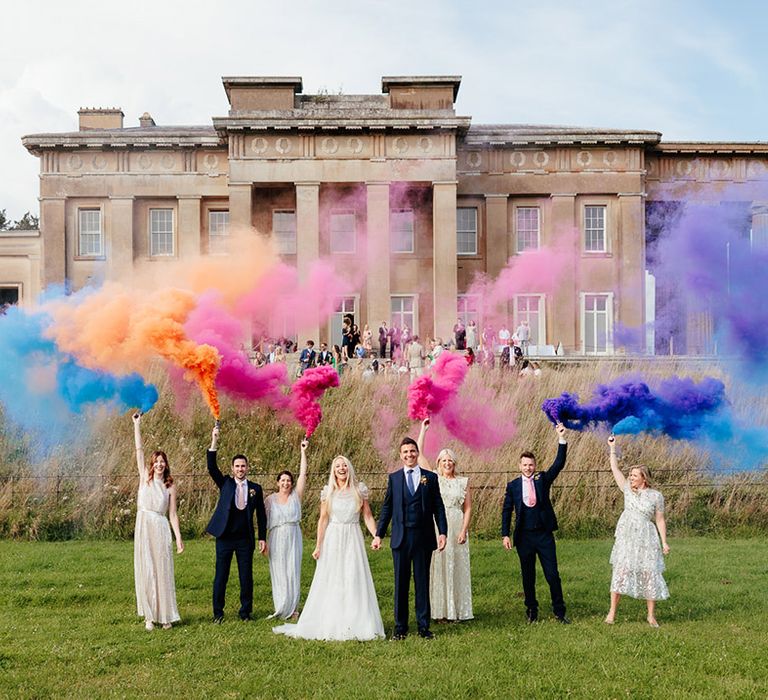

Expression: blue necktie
xmin=406 ymin=469 xmax=415 ymax=495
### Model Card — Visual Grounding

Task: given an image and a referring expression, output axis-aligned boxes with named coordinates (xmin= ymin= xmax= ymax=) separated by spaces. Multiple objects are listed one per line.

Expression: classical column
xmin=177 ymin=195 xmax=202 ymax=258
xmin=108 ymin=196 xmax=135 ymax=280
xmin=549 ymin=193 xmax=577 ymax=353
xmin=485 ymin=194 xmax=509 ymax=278
xmin=366 ymin=182 xmax=391 ymax=329
xmin=296 ymin=182 xmax=321 ymax=343
xmin=618 ymin=193 xmax=645 ymax=339
xmin=40 ymin=196 xmax=66 ymax=288
xmin=228 ymin=183 xmax=253 ymax=232
xmin=432 ymin=181 xmax=458 ymax=342
xmin=751 ymin=202 xmax=768 ymax=248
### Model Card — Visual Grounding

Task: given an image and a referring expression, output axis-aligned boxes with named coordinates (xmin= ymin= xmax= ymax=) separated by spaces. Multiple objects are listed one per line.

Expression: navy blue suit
xmin=501 ymin=443 xmax=567 ymax=618
xmin=207 ymin=450 xmax=267 ymax=619
xmin=377 ymin=468 xmax=448 ymax=634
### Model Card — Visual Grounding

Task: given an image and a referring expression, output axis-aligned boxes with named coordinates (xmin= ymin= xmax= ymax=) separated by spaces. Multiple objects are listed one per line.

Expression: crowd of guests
xmin=243 ymin=317 xmax=545 ymax=380
xmin=132 ymin=413 xmax=671 ymax=638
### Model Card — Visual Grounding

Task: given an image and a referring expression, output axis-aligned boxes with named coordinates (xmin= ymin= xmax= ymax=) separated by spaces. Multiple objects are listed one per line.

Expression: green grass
xmin=0 ymin=539 xmax=766 ymax=699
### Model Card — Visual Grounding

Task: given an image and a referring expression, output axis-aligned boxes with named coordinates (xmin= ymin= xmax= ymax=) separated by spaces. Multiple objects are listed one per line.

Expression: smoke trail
xmin=542 ymin=375 xmax=727 ymax=440
xmin=408 ymin=352 xmax=516 ymax=451
xmin=185 ymin=293 xmax=289 ymax=409
xmin=407 ymin=352 xmax=468 ymax=420
xmin=0 ymin=306 xmax=158 ymax=451
xmin=288 ymin=365 xmax=340 ymax=437
xmin=47 ymin=285 xmax=221 ymax=418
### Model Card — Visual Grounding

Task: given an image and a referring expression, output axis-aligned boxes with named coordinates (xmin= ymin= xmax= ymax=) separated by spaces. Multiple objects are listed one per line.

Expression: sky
xmin=1 ymin=0 xmax=767 ymax=220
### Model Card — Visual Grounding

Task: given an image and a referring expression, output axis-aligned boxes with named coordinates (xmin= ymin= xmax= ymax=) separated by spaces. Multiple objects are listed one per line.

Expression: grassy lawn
xmin=0 ymin=538 xmax=766 ymax=699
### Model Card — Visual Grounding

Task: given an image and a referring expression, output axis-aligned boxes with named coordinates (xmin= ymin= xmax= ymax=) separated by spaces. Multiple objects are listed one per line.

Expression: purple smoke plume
xmin=542 ymin=375 xmax=727 ymax=440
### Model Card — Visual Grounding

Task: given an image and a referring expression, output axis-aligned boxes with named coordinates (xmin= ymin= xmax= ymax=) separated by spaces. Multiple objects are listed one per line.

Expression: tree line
xmin=0 ymin=208 xmax=39 ymax=231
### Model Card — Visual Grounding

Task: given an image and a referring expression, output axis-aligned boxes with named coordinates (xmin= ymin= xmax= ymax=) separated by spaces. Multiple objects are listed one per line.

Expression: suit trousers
xmin=516 ymin=530 xmax=566 ymax=617
xmin=213 ymin=537 xmax=254 ymax=618
xmin=392 ymin=527 xmax=432 ymax=634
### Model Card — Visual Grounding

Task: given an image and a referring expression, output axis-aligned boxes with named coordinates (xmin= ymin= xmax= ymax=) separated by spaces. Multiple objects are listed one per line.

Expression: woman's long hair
xmin=147 ymin=450 xmax=174 ymax=488
xmin=325 ymin=455 xmax=362 ymax=514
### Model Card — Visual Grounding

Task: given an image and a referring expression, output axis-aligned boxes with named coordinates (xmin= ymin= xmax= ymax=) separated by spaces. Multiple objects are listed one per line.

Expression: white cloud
xmin=1 ymin=0 xmax=765 ymax=218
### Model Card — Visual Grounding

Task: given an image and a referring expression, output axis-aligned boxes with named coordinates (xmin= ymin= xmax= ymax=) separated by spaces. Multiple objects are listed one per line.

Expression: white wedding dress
xmin=273 ymin=484 xmax=384 ymax=641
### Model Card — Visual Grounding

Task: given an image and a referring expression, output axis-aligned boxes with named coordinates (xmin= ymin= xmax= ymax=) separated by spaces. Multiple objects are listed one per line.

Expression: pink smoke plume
xmin=185 ymin=293 xmax=289 ymax=408
xmin=288 ymin=365 xmax=340 ymax=437
xmin=440 ymin=387 xmax=517 ymax=450
xmin=408 ymin=352 xmax=469 ymax=420
xmin=236 ymin=260 xmax=352 ymax=341
xmin=370 ymin=383 xmax=401 ymax=465
xmin=466 ymin=240 xmax=573 ymax=330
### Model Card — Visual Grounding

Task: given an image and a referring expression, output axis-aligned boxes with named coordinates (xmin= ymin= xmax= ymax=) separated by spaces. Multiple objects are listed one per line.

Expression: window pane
xmin=150 ymin=209 xmax=174 ymax=256
xmin=330 ymin=211 xmax=356 ymax=253
xmin=391 ymin=209 xmax=414 ymax=253
xmin=585 ymin=309 xmax=596 ymax=353
xmin=273 ymin=210 xmax=297 ymax=254
xmin=79 ymin=209 xmax=102 ymax=256
xmin=209 ymin=211 xmax=230 ymax=254
xmin=457 ymin=207 xmax=477 ymax=255
xmin=517 ymin=207 xmax=540 ymax=252
xmin=585 ymin=206 xmax=606 ymax=252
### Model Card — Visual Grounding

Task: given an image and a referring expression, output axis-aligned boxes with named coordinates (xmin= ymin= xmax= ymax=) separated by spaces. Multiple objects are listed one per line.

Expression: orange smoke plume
xmin=46 ymin=284 xmax=221 ymax=418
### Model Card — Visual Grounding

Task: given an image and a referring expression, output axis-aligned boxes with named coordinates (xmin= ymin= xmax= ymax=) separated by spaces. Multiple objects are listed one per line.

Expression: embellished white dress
xmin=610 ymin=484 xmax=669 ymax=600
xmin=134 ymin=476 xmax=180 ymax=624
xmin=266 ymin=491 xmax=303 ymax=619
xmin=430 ymin=476 xmax=473 ymax=620
xmin=273 ymin=484 xmax=384 ymax=641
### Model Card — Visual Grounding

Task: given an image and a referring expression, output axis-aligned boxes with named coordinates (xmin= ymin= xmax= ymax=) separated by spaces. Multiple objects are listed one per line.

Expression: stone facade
xmin=3 ymin=75 xmax=767 ymax=354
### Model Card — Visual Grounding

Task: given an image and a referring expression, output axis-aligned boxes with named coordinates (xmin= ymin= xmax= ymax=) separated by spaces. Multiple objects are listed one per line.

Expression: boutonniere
xmin=420 ymin=476 xmax=428 ymax=486
xmin=249 ymin=488 xmax=256 ymax=498
xmin=533 ymin=474 xmax=541 ymax=481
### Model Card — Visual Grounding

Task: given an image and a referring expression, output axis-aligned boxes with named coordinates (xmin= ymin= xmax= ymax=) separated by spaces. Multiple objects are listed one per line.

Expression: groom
xmin=206 ymin=422 xmax=267 ymax=623
xmin=373 ymin=437 xmax=448 ymax=640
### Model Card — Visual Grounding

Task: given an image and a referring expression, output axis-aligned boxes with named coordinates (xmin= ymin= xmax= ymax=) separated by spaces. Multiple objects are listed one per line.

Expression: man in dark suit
xmin=373 ymin=437 xmax=448 ymax=639
xmin=316 ymin=342 xmax=332 ymax=366
xmin=298 ymin=339 xmax=316 ymax=375
xmin=378 ymin=322 xmax=389 ymax=358
xmin=206 ymin=423 xmax=267 ymax=623
xmin=502 ymin=422 xmax=570 ymax=624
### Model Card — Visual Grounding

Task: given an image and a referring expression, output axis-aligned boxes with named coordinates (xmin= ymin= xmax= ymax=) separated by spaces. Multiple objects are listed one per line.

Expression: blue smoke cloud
xmin=0 ymin=305 xmax=157 ymax=453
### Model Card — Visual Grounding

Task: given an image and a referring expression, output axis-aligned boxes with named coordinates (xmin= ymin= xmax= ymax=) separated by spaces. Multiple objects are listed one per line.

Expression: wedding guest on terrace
xmin=132 ymin=413 xmax=183 ymax=631
xmin=605 ymin=435 xmax=670 ymax=627
xmin=362 ymin=324 xmax=373 ymax=353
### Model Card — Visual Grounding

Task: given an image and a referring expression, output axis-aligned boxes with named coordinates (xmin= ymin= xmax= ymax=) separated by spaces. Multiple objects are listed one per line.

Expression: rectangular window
xmin=457 ymin=294 xmax=480 ymax=327
xmin=208 ymin=210 xmax=229 ymax=255
xmin=581 ymin=293 xmax=613 ymax=354
xmin=457 ymin=207 xmax=478 ymax=255
xmin=273 ymin=210 xmax=297 ymax=255
xmin=329 ymin=296 xmax=357 ymax=348
xmin=516 ymin=207 xmax=540 ymax=253
xmin=78 ymin=209 xmax=103 ymax=257
xmin=391 ymin=209 xmax=415 ymax=253
xmin=149 ymin=208 xmax=174 ymax=256
xmin=514 ymin=294 xmax=546 ymax=346
xmin=330 ymin=210 xmax=356 ymax=253
xmin=391 ymin=295 xmax=416 ymax=334
xmin=584 ymin=205 xmax=606 ymax=252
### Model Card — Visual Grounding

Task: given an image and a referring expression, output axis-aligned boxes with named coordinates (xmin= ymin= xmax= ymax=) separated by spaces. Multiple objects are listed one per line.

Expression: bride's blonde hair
xmin=325 ymin=455 xmax=362 ymax=514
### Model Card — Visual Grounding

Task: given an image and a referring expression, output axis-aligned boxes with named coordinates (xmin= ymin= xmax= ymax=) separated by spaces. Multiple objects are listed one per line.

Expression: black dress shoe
xmin=418 ymin=629 xmax=434 ymax=639
xmin=526 ymin=609 xmax=538 ymax=624
xmin=390 ymin=632 xmax=407 ymax=641
xmin=213 ymin=616 xmax=224 ymax=624
xmin=556 ymin=615 xmax=571 ymax=624
xmin=240 ymin=615 xmax=252 ymax=622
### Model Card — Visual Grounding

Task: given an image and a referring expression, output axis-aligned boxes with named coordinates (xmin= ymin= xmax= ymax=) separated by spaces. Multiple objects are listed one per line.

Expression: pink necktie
xmin=236 ymin=481 xmax=246 ymax=510
xmin=524 ymin=477 xmax=537 ymax=507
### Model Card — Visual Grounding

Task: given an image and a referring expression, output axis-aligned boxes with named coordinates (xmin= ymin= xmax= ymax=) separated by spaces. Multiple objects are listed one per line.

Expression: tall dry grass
xmin=1 ymin=359 xmax=766 ymax=539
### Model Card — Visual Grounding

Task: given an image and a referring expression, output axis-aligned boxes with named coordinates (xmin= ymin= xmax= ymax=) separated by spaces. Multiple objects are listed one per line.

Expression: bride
xmin=273 ymin=455 xmax=385 ymax=641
